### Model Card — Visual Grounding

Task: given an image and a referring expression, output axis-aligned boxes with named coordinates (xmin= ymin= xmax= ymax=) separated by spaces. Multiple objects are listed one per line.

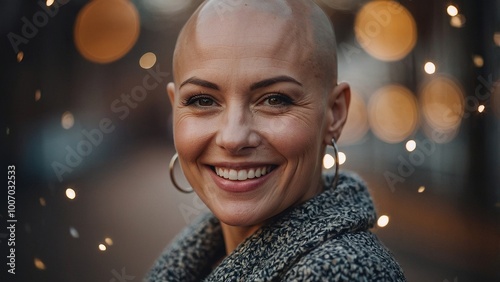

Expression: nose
xmin=215 ymin=105 xmax=261 ymax=154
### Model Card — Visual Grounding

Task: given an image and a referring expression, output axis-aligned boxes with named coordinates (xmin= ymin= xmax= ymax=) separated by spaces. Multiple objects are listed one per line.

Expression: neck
xmin=220 ymin=223 xmax=262 ymax=255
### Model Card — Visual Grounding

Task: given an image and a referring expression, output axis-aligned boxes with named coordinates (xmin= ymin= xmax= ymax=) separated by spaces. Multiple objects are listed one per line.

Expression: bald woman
xmin=147 ymin=0 xmax=406 ymax=281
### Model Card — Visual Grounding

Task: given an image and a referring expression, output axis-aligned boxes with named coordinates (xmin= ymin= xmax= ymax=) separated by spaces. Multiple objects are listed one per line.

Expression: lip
xmin=206 ymin=163 xmax=277 ymax=193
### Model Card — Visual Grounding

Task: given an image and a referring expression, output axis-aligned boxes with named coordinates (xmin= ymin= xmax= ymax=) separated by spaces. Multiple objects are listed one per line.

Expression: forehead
xmin=174 ymin=4 xmax=317 ymax=82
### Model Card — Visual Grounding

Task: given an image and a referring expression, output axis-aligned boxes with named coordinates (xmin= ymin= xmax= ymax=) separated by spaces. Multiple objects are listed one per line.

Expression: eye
xmin=262 ymin=93 xmax=294 ymax=107
xmin=182 ymin=95 xmax=217 ymax=107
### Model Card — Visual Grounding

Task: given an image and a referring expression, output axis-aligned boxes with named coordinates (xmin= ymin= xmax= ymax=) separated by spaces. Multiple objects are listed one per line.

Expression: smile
xmin=214 ymin=166 xmax=275 ymax=181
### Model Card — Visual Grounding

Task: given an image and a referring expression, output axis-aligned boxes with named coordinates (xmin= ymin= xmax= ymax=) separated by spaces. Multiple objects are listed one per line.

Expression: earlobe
xmin=324 ymin=82 xmax=351 ymax=145
xmin=167 ymin=82 xmax=176 ymax=105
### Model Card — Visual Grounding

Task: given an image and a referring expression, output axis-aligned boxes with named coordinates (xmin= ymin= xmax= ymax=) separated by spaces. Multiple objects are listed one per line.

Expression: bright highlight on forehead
xmin=173 ymin=0 xmax=338 ymax=88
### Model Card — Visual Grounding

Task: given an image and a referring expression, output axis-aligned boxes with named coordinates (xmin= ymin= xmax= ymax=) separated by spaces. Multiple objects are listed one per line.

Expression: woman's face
xmin=169 ymin=11 xmax=342 ymax=227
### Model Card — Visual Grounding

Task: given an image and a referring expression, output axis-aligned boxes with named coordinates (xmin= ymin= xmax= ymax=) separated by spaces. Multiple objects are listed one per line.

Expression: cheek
xmin=173 ymin=114 xmax=214 ymax=162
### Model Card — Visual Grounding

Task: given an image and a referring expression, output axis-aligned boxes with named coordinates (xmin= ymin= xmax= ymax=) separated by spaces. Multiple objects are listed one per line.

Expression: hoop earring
xmin=331 ymin=138 xmax=340 ymax=190
xmin=169 ymin=153 xmax=193 ymax=193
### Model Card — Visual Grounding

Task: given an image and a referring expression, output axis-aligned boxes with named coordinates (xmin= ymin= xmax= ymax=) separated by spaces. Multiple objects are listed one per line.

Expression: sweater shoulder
xmin=283 ymin=231 xmax=406 ymax=282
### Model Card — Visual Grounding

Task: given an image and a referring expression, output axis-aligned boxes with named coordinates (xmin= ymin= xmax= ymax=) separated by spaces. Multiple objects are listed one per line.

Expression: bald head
xmin=172 ymin=0 xmax=338 ymax=90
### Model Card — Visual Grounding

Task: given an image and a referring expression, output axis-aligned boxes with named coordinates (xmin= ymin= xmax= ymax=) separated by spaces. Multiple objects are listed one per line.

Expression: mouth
xmin=211 ymin=165 xmax=277 ymax=181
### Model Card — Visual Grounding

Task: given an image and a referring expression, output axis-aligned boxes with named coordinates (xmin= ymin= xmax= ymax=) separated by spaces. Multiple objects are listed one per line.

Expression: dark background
xmin=1 ymin=0 xmax=499 ymax=281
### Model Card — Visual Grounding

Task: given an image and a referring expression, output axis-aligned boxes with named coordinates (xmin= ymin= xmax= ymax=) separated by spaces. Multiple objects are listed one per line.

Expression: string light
xmin=338 ymin=152 xmax=347 ymax=165
xmin=478 ymin=105 xmax=485 ymax=113
xmin=424 ymin=62 xmax=436 ymax=74
xmin=46 ymin=0 xmax=54 ymax=6
xmin=70 ymin=227 xmax=80 ymax=238
xmin=61 ymin=111 xmax=75 ymax=130
xmin=98 ymin=244 xmax=107 ymax=251
xmin=377 ymin=215 xmax=390 ymax=227
xmin=418 ymin=186 xmax=426 ymax=193
xmin=39 ymin=197 xmax=46 ymax=207
xmin=450 ymin=14 xmax=466 ymax=28
xmin=35 ymin=89 xmax=42 ymax=101
xmin=105 ymin=237 xmax=114 ymax=246
xmin=473 ymin=55 xmax=484 ymax=68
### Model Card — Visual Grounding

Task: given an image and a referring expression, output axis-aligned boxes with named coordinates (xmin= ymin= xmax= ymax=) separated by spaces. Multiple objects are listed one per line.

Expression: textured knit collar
xmin=147 ymin=171 xmax=377 ymax=281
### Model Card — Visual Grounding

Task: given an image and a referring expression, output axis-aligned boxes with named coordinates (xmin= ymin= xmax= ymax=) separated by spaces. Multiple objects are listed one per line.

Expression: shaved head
xmin=172 ymin=0 xmax=338 ymax=90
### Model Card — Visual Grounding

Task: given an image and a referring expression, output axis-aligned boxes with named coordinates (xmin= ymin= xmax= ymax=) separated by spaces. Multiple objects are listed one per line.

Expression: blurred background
xmin=1 ymin=0 xmax=499 ymax=281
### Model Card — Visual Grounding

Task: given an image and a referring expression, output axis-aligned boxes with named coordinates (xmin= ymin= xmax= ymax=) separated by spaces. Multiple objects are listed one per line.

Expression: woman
xmin=147 ymin=0 xmax=406 ymax=280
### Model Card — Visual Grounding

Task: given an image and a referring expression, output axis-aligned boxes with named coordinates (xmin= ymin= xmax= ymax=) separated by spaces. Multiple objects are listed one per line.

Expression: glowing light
xmin=338 ymin=152 xmax=346 ymax=165
xmin=46 ymin=0 xmax=54 ymax=6
xmin=338 ymin=91 xmax=369 ymax=145
xmin=446 ymin=5 xmax=458 ymax=17
xmin=39 ymin=197 xmax=46 ymax=207
xmin=6 ymin=127 xmax=10 ymax=135
xmin=65 ymin=188 xmax=76 ymax=200
xmin=139 ymin=52 xmax=157 ymax=69
xmin=34 ymin=257 xmax=46 ymax=270
xmin=99 ymin=244 xmax=107 ymax=251
xmin=323 ymin=154 xmax=335 ymax=169
xmin=424 ymin=62 xmax=436 ymax=74
xmin=74 ymin=0 xmax=140 ymax=64
xmin=478 ymin=105 xmax=485 ymax=113
xmin=420 ymin=75 xmax=465 ymax=136
xmin=418 ymin=186 xmax=426 ymax=193
xmin=368 ymin=85 xmax=419 ymax=143
xmin=35 ymin=89 xmax=42 ymax=101
xmin=450 ymin=14 xmax=466 ymax=28
xmin=473 ymin=55 xmax=484 ymax=68
xmin=494 ymin=32 xmax=500 ymax=47
xmin=405 ymin=140 xmax=416 ymax=152
xmin=105 ymin=237 xmax=114 ymax=246
xmin=17 ymin=51 xmax=24 ymax=62
xmin=61 ymin=111 xmax=74 ymax=130
xmin=377 ymin=215 xmax=390 ymax=228
xmin=69 ymin=227 xmax=80 ymax=238
xmin=354 ymin=1 xmax=417 ymax=61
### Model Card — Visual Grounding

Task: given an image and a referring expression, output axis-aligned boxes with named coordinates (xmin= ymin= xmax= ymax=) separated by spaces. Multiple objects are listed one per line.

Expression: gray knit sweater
xmin=146 ymin=172 xmax=406 ymax=281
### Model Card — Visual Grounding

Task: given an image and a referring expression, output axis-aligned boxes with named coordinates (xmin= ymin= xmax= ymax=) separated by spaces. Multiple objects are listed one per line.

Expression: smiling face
xmin=169 ymin=0 xmax=349 ymax=227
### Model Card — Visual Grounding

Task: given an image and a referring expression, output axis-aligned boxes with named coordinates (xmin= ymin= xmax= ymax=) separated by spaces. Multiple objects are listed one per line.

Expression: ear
xmin=323 ymin=82 xmax=351 ymax=145
xmin=167 ymin=82 xmax=176 ymax=106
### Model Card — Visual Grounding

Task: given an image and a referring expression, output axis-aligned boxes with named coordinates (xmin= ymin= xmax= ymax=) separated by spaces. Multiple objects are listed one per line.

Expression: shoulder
xmin=283 ymin=231 xmax=406 ymax=282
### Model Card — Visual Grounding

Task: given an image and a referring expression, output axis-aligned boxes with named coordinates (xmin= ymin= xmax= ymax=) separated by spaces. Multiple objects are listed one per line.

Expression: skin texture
xmin=168 ymin=0 xmax=351 ymax=255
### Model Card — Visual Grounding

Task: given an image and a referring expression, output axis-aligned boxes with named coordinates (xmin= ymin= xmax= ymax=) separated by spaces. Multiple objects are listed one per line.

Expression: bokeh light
xmin=61 ymin=111 xmax=75 ymax=130
xmin=74 ymin=0 xmax=140 ymax=64
xmin=418 ymin=186 xmax=426 ymax=193
xmin=139 ymin=52 xmax=157 ymax=69
xmin=338 ymin=152 xmax=347 ymax=165
xmin=35 ymin=89 xmax=42 ymax=101
xmin=39 ymin=197 xmax=46 ymax=207
xmin=368 ymin=84 xmax=419 ymax=143
xmin=424 ymin=62 xmax=436 ymax=74
xmin=405 ymin=140 xmax=417 ymax=152
xmin=446 ymin=5 xmax=458 ymax=17
xmin=494 ymin=32 xmax=500 ymax=46
xmin=65 ymin=188 xmax=76 ymax=200
xmin=338 ymin=91 xmax=369 ymax=145
xmin=420 ymin=75 xmax=464 ymax=134
xmin=354 ymin=0 xmax=417 ymax=61
xmin=98 ymin=244 xmax=107 ymax=251
xmin=34 ymin=257 xmax=46 ymax=270
xmin=70 ymin=227 xmax=80 ymax=238
xmin=478 ymin=105 xmax=485 ymax=113
xmin=450 ymin=14 xmax=466 ymax=28
xmin=105 ymin=237 xmax=114 ymax=246
xmin=473 ymin=55 xmax=484 ymax=67
xmin=323 ymin=154 xmax=335 ymax=169
xmin=46 ymin=0 xmax=54 ymax=7
xmin=17 ymin=51 xmax=24 ymax=62
xmin=377 ymin=215 xmax=390 ymax=227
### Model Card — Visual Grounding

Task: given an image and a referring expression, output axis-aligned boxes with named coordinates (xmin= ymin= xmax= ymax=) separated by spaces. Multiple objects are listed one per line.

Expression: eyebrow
xmin=179 ymin=75 xmax=303 ymax=91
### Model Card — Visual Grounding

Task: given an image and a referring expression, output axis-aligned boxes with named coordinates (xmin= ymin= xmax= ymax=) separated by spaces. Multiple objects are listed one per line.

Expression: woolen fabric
xmin=146 ymin=172 xmax=406 ymax=281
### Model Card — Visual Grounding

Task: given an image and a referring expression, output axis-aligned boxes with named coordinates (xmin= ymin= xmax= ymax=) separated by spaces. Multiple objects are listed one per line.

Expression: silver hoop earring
xmin=331 ymin=138 xmax=340 ymax=190
xmin=169 ymin=153 xmax=193 ymax=193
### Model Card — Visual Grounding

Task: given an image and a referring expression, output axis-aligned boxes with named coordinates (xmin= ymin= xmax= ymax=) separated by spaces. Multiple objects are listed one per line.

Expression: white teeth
xmin=214 ymin=166 xmax=272 ymax=181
